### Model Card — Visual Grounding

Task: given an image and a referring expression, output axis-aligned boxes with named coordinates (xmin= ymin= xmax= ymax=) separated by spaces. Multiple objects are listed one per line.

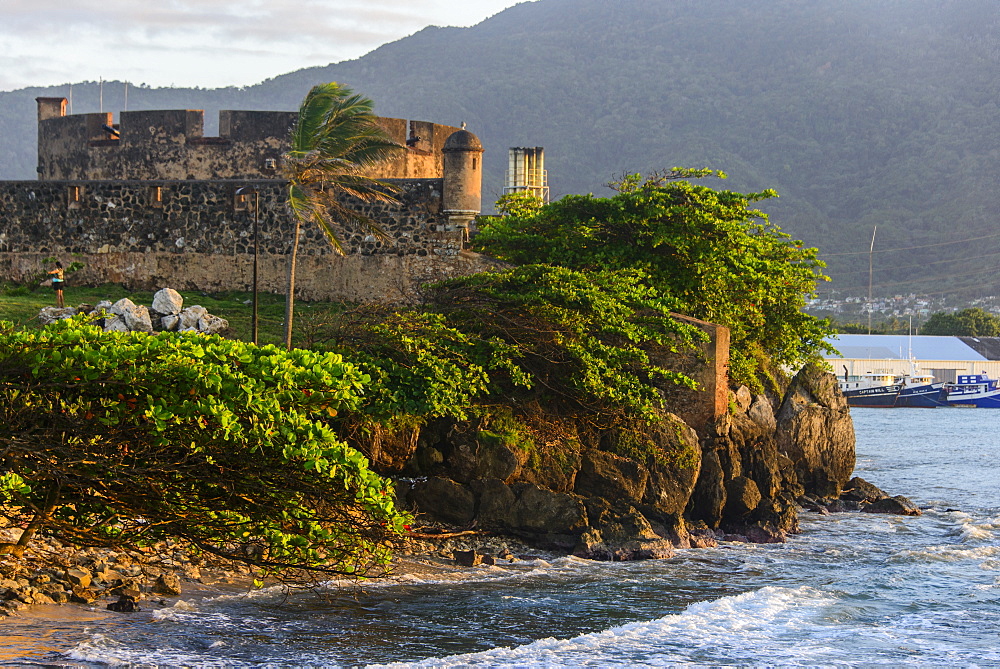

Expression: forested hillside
xmin=2 ymin=0 xmax=998 ymax=297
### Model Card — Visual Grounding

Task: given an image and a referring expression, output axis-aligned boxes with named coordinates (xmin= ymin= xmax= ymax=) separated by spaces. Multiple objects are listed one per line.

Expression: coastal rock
xmin=409 ymin=477 xmax=476 ymax=525
xmin=445 ymin=423 xmax=522 ymax=483
xmin=107 ymin=595 xmax=141 ymax=613
xmin=734 ymin=386 xmax=753 ymax=412
xmin=36 ymin=291 xmax=228 ymax=337
xmin=585 ymin=498 xmax=659 ymax=544
xmin=688 ymin=527 xmax=719 ymax=548
xmin=65 ymin=567 xmax=92 ymax=588
xmin=151 ymin=288 xmax=184 ymax=315
xmin=862 ymin=495 xmax=922 ymax=516
xmin=509 ymin=484 xmax=589 ymax=535
xmin=747 ymin=395 xmax=777 ymax=432
xmin=160 ymin=314 xmax=180 ymax=331
xmin=775 ymin=362 xmax=856 ymax=497
xmin=103 ymin=315 xmax=129 ymax=332
xmin=152 ymin=573 xmax=182 ymax=596
xmin=452 ymin=550 xmax=482 ymax=567
xmin=474 ymin=478 xmax=519 ymax=528
xmin=69 ymin=585 xmax=97 ymax=604
xmin=575 ymin=450 xmax=648 ymax=502
xmin=841 ymin=477 xmax=889 ymax=503
xmin=639 ymin=423 xmax=701 ymax=541
xmin=724 ymin=476 xmax=762 ymax=518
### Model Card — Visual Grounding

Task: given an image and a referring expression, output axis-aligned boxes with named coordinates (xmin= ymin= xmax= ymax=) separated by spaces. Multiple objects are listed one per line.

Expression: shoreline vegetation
xmin=2 ymin=172 xmax=855 ymax=620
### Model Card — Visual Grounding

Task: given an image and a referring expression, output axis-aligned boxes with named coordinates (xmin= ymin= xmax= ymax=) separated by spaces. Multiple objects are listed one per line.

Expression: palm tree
xmin=281 ymin=83 xmax=402 ymax=349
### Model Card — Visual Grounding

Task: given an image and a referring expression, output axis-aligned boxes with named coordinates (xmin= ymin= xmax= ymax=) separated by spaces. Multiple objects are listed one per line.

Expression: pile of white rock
xmin=37 ymin=287 xmax=229 ymax=335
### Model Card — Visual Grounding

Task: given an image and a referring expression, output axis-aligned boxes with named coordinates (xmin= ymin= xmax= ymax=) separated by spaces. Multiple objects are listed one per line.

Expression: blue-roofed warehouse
xmin=823 ymin=334 xmax=1000 ymax=383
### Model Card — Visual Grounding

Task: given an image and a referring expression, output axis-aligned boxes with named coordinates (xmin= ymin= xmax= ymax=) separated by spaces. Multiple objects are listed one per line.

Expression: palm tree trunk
xmin=284 ymin=219 xmax=302 ymax=350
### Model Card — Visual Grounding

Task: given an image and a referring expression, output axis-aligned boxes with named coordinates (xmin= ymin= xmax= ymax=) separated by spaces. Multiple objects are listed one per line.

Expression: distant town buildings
xmin=807 ymin=293 xmax=1000 ymax=325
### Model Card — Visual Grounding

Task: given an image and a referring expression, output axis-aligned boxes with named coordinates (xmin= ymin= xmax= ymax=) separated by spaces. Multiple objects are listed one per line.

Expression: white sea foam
xmin=896 ymin=544 xmax=1000 ymax=563
xmin=151 ymin=598 xmax=200 ymax=620
xmin=64 ymin=634 xmax=129 ymax=666
xmin=369 ymin=586 xmax=843 ymax=668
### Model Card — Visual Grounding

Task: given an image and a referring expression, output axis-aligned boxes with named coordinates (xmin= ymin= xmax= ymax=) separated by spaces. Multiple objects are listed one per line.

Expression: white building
xmin=824 ymin=334 xmax=1000 ymax=384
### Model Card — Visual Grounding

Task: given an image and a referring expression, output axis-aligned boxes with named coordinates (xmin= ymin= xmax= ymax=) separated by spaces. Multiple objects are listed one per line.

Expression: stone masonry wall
xmin=0 ymin=179 xmax=500 ymax=302
xmin=36 ymin=105 xmax=462 ymax=182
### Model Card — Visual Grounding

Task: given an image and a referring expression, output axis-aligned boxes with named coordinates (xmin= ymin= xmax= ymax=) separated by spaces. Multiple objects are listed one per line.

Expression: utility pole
xmin=868 ymin=226 xmax=877 ymax=334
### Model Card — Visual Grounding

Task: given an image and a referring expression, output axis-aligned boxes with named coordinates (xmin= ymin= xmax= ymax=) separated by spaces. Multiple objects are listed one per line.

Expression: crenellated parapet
xmin=34 ymin=98 xmax=475 ymax=189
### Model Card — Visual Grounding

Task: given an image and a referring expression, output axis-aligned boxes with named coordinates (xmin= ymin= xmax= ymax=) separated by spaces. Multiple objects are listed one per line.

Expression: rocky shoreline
xmin=1 ymin=469 xmax=919 ymax=620
xmin=0 ymin=526 xmax=253 ymax=618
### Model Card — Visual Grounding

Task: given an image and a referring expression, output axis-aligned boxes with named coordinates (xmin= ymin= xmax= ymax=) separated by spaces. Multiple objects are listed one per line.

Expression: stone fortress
xmin=0 ymin=97 xmax=498 ymax=301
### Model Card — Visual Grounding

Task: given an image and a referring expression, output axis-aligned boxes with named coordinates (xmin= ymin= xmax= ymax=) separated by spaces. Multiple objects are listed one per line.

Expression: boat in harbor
xmin=839 ymin=367 xmax=946 ymax=408
xmin=896 ymin=370 xmax=948 ymax=407
xmin=943 ymin=374 xmax=1000 ymax=407
xmin=839 ymin=370 xmax=901 ymax=407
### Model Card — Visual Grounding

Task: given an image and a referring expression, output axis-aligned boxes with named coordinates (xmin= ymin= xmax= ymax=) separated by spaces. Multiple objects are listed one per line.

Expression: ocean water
xmin=3 ymin=408 xmax=999 ymax=667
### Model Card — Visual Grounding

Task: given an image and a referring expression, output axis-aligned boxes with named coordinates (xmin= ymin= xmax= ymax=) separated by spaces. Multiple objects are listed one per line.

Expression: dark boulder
xmin=152 ymin=573 xmax=182 ymax=596
xmin=640 ymin=416 xmax=702 ymax=518
xmin=472 ymin=478 xmax=518 ymax=529
xmin=841 ymin=477 xmax=889 ymax=503
xmin=453 ymin=550 xmax=483 ymax=567
xmin=575 ymin=450 xmax=648 ymax=502
xmin=508 ymin=484 xmax=589 ymax=535
xmin=409 ymin=477 xmax=477 ymax=525
xmin=107 ymin=595 xmax=141 ymax=613
xmin=445 ymin=423 xmax=523 ymax=484
xmin=688 ymin=447 xmax=726 ymax=527
xmin=863 ymin=495 xmax=922 ymax=516
xmin=724 ymin=476 xmax=762 ymax=518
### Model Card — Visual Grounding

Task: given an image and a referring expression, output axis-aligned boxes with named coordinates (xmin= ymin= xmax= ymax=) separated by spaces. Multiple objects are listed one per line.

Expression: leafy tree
xmin=0 ymin=320 xmax=408 ymax=581
xmin=474 ymin=171 xmax=832 ymax=386
xmin=920 ymin=308 xmax=1000 ymax=336
xmin=282 ymin=83 xmax=402 ymax=349
xmin=318 ymin=265 xmax=703 ymax=430
xmin=493 ymin=191 xmax=545 ymax=218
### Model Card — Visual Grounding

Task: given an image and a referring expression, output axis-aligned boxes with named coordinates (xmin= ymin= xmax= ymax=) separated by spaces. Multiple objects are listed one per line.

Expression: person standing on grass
xmin=48 ymin=261 xmax=65 ymax=308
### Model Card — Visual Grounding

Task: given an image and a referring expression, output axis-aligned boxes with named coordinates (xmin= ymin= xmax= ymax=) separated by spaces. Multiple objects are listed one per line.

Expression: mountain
xmin=3 ymin=0 xmax=999 ymax=298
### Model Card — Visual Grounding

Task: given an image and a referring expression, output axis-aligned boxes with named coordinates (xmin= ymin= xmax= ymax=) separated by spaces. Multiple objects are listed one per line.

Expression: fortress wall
xmin=38 ymin=112 xmax=111 ymax=180
xmin=0 ymin=178 xmax=495 ymax=302
xmin=36 ymin=102 xmax=463 ymax=182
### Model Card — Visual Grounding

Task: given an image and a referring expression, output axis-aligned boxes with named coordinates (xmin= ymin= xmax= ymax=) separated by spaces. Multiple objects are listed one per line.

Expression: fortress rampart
xmin=1 ymin=98 xmax=493 ymax=302
xmin=34 ymin=98 xmax=467 ymax=182
xmin=0 ymin=176 xmax=497 ymax=302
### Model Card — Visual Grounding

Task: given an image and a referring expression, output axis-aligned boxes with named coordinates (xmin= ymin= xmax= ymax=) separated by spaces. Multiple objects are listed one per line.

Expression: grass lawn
xmin=0 ymin=283 xmax=346 ymax=349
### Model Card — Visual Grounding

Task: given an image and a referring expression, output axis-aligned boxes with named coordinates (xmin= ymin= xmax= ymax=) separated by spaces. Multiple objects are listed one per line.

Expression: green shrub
xmin=0 ymin=318 xmax=408 ymax=580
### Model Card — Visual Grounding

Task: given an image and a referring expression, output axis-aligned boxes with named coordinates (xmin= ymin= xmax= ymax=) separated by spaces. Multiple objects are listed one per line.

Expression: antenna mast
xmin=868 ymin=226 xmax=877 ymax=334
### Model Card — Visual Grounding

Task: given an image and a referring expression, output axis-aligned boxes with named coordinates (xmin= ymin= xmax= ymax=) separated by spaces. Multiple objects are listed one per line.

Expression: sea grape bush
xmin=475 ymin=171 xmax=834 ymax=387
xmin=0 ymin=319 xmax=408 ymax=580
xmin=329 ymin=265 xmax=705 ymax=429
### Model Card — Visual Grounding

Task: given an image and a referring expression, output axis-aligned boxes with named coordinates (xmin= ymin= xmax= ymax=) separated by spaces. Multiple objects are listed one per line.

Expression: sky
xmin=0 ymin=0 xmax=525 ymax=92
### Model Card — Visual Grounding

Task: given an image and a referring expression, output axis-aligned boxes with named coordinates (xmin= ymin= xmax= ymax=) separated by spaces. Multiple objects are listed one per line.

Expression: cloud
xmin=0 ymin=0 xmax=522 ymax=91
